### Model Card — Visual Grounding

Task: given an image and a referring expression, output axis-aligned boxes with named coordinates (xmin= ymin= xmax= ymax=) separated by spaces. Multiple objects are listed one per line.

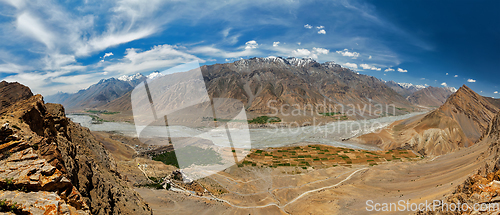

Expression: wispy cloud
xmin=16 ymin=12 xmax=55 ymax=49
xmin=336 ymin=49 xmax=360 ymax=59
xmin=467 ymin=78 xmax=476 ymax=83
xmin=104 ymin=44 xmax=202 ymax=74
xmin=384 ymin=68 xmax=394 ymax=72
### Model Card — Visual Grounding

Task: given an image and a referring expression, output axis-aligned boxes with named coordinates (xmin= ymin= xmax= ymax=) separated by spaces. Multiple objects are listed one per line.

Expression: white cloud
xmin=360 ymin=64 xmax=370 ymax=69
xmin=369 ymin=55 xmax=372 ymax=59
xmin=454 ymin=75 xmax=458 ymax=77
xmin=359 ymin=64 xmax=381 ymax=71
xmin=336 ymin=49 xmax=360 ymax=59
xmin=273 ymin=41 xmax=280 ymax=47
xmin=344 ymin=63 xmax=357 ymax=69
xmin=312 ymin=47 xmax=329 ymax=55
xmin=42 ymin=53 xmax=79 ymax=71
xmin=292 ymin=48 xmax=315 ymax=58
xmin=441 ymin=82 xmax=447 ymax=87
xmin=297 ymin=42 xmax=301 ymax=45
xmin=77 ymin=28 xmax=157 ymax=57
xmin=384 ymin=68 xmax=394 ymax=72
xmin=190 ymin=44 xmax=258 ymax=59
xmin=446 ymin=73 xmax=448 ymax=75
xmin=0 ymin=63 xmax=31 ymax=73
xmin=103 ymin=52 xmax=114 ymax=58
xmin=397 ymin=68 xmax=407 ymax=73
xmin=467 ymin=79 xmax=476 ymax=83
xmin=304 ymin=24 xmax=312 ymax=29
xmin=293 ymin=48 xmax=311 ymax=55
xmin=495 ymin=91 xmax=498 ymax=94
xmin=317 ymin=29 xmax=326 ymax=34
xmin=104 ymin=44 xmax=202 ymax=74
xmin=3 ymin=70 xmax=99 ymax=95
xmin=16 ymin=12 xmax=55 ymax=49
xmin=100 ymin=52 xmax=114 ymax=62
xmin=316 ymin=26 xmax=324 ymax=29
xmin=289 ymin=47 xmax=330 ymax=59
xmin=245 ymin=40 xmax=258 ymax=49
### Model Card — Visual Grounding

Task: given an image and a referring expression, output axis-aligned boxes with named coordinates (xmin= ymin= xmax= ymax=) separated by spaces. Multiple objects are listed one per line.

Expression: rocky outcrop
xmin=0 ymin=81 xmax=33 ymax=110
xmin=484 ymin=112 xmax=500 ymax=142
xmin=0 ymin=85 xmax=152 ymax=214
xmin=0 ymin=148 xmax=89 ymax=214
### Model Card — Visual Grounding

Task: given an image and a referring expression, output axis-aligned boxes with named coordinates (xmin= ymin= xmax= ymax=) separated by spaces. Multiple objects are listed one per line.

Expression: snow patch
xmin=118 ymin=73 xmax=145 ymax=81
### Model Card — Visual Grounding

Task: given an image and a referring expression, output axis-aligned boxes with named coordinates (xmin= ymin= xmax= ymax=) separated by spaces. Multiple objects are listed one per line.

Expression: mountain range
xmin=45 ymin=71 xmax=161 ymax=110
xmin=384 ymin=80 xmax=456 ymax=107
xmin=45 ymin=57 xmax=458 ymax=122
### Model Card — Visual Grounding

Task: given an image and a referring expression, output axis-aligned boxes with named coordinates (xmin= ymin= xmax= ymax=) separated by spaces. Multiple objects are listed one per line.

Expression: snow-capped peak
xmin=147 ymin=71 xmax=162 ymax=80
xmin=398 ymin=82 xmax=426 ymax=90
xmin=118 ymin=73 xmax=145 ymax=81
xmin=234 ymin=57 xmax=320 ymax=67
xmin=445 ymin=87 xmax=458 ymax=92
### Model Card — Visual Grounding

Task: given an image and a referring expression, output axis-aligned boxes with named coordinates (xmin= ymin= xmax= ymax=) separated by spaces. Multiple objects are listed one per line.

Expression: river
xmin=68 ymin=112 xmax=425 ymax=151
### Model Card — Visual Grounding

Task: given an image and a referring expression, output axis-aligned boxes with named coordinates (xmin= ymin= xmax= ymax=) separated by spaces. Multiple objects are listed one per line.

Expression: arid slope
xmin=354 ymin=85 xmax=498 ymax=156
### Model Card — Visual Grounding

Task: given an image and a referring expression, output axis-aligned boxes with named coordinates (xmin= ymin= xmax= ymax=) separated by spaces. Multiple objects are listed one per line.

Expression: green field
xmin=153 ymin=146 xmax=223 ymax=168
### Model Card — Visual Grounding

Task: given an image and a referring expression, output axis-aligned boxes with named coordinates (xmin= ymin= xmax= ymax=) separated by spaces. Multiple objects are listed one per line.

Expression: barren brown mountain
xmin=0 ymin=82 xmax=152 ymax=215
xmin=407 ymin=86 xmax=455 ymax=107
xmin=97 ymin=57 xmax=418 ymax=121
xmin=421 ymin=111 xmax=500 ymax=214
xmin=353 ymin=85 xmax=499 ymax=156
xmin=384 ymin=80 xmax=422 ymax=98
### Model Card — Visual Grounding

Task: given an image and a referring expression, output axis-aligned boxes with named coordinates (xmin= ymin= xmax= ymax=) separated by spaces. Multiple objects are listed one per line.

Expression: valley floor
xmin=97 ymin=130 xmax=492 ymax=214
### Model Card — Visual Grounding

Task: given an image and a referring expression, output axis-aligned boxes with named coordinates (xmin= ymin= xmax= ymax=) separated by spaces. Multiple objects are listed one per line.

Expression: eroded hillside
xmin=0 ymin=82 xmax=152 ymax=214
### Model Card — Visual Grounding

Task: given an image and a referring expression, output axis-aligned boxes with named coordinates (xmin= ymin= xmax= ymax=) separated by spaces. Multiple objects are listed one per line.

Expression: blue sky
xmin=0 ymin=0 xmax=498 ymax=97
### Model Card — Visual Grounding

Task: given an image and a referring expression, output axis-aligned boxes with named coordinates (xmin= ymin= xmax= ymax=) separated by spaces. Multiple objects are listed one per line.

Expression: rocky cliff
xmin=0 ymin=82 xmax=152 ymax=214
xmin=0 ymin=81 xmax=33 ymax=110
